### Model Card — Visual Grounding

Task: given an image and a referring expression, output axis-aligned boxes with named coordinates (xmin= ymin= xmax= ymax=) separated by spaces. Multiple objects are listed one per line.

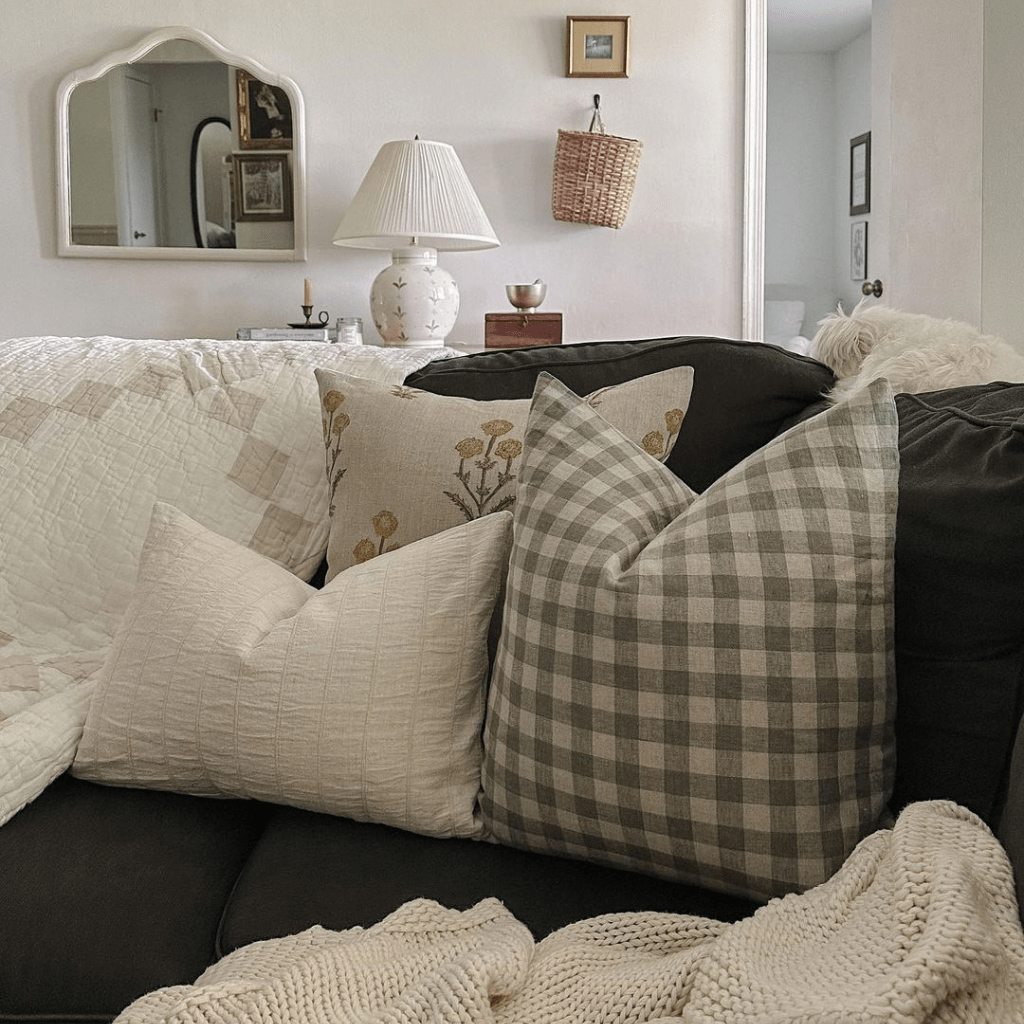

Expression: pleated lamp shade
xmin=332 ymin=139 xmax=499 ymax=252
xmin=332 ymin=139 xmax=498 ymax=347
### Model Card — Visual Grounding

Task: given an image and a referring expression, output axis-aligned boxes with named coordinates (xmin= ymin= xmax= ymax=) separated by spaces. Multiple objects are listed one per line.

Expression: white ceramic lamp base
xmin=369 ymin=247 xmax=459 ymax=347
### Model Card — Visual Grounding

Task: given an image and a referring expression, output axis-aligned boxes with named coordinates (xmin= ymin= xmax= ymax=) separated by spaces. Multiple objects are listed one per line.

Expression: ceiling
xmin=768 ymin=0 xmax=872 ymax=53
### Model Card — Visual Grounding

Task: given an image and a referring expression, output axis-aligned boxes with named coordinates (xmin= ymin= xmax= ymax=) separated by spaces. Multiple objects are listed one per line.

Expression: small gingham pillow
xmin=481 ymin=374 xmax=898 ymax=901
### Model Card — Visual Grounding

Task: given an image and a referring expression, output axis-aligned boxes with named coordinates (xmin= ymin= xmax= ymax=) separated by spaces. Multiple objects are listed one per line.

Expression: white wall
xmin=764 ymin=53 xmax=835 ymax=335
xmin=1 ymin=0 xmax=746 ymax=346
xmin=982 ymin=0 xmax=1024 ymax=343
xmin=68 ymin=79 xmax=117 ymax=228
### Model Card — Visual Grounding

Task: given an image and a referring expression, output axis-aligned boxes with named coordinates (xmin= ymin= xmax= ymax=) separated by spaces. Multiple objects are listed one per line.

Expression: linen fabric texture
xmin=73 ymin=502 xmax=513 ymax=839
xmin=314 ymin=366 xmax=693 ymax=578
xmin=481 ymin=374 xmax=899 ymax=901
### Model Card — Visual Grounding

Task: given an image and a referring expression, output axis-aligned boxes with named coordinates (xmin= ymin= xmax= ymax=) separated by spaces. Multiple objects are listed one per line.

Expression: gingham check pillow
xmin=481 ymin=374 xmax=898 ymax=901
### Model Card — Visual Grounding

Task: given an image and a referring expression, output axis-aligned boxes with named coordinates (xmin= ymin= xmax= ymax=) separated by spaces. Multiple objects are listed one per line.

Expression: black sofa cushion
xmin=0 ymin=774 xmax=271 ymax=1021
xmin=891 ymin=385 xmax=1024 ymax=824
xmin=217 ymin=804 xmax=760 ymax=955
xmin=406 ymin=338 xmax=835 ymax=493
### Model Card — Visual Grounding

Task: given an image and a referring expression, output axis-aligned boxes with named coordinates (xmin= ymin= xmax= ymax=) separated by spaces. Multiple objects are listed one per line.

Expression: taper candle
xmin=303 ymin=278 xmax=312 ymax=306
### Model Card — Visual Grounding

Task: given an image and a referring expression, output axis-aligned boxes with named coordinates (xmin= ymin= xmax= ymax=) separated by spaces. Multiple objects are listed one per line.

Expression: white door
xmin=873 ymin=0 xmax=984 ymax=324
xmin=109 ymin=69 xmax=158 ymax=247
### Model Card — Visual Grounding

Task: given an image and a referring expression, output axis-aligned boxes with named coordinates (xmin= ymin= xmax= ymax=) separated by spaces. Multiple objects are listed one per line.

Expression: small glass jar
xmin=335 ymin=317 xmax=363 ymax=345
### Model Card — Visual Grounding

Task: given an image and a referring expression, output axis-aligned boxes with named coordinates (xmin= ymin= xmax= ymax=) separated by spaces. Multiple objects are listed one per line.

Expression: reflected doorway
xmin=763 ymin=1 xmax=871 ymax=350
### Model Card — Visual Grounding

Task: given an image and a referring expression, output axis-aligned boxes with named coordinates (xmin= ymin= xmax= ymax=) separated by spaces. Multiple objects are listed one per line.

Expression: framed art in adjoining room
xmin=236 ymin=70 xmax=293 ymax=149
xmin=232 ymin=154 xmax=293 ymax=222
xmin=851 ymin=220 xmax=868 ymax=280
xmin=850 ymin=132 xmax=871 ymax=215
xmin=565 ymin=16 xmax=631 ymax=77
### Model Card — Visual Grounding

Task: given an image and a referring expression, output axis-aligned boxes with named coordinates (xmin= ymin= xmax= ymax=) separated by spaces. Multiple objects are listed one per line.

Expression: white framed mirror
xmin=56 ymin=26 xmax=307 ymax=261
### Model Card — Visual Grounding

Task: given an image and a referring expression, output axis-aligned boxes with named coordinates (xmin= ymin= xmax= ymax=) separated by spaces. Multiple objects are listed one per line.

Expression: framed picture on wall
xmin=851 ymin=220 xmax=868 ymax=280
xmin=232 ymin=153 xmax=293 ymax=222
xmin=850 ymin=132 xmax=871 ymax=215
xmin=236 ymin=70 xmax=293 ymax=149
xmin=565 ymin=16 xmax=631 ymax=77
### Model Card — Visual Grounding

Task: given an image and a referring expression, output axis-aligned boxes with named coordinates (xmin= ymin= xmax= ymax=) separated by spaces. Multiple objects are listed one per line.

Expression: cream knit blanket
xmin=116 ymin=802 xmax=1024 ymax=1024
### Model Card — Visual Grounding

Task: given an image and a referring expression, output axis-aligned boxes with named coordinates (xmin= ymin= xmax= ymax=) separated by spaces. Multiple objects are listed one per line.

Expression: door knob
xmin=861 ymin=279 xmax=883 ymax=298
xmin=133 ymin=231 xmax=147 ymax=239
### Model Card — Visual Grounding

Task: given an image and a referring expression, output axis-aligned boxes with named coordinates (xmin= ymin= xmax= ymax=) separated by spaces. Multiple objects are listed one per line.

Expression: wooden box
xmin=484 ymin=312 xmax=563 ymax=349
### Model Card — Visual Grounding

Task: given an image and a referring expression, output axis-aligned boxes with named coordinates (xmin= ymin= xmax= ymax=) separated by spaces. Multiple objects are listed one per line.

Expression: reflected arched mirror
xmin=190 ymin=117 xmax=233 ymax=247
xmin=56 ymin=26 xmax=307 ymax=261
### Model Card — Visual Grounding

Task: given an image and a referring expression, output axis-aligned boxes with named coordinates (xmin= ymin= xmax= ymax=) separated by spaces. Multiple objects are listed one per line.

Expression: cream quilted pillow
xmin=314 ymin=366 xmax=694 ymax=578
xmin=73 ymin=502 xmax=512 ymax=838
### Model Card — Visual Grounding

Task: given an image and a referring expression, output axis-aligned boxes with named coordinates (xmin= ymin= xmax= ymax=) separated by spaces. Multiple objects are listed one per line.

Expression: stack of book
xmin=236 ymin=327 xmax=332 ymax=342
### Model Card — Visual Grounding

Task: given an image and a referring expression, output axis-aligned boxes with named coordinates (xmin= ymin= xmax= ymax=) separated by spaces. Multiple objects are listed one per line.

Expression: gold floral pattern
xmin=353 ymin=509 xmax=402 ymax=563
xmin=446 ymin=419 xmax=522 ymax=522
xmin=638 ymin=408 xmax=686 ymax=460
xmin=321 ymin=390 xmax=349 ymax=516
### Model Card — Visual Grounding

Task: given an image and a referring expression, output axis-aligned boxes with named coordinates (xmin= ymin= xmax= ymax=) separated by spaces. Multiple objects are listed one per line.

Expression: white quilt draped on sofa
xmin=115 ymin=802 xmax=1024 ymax=1024
xmin=0 ymin=335 xmax=451 ymax=826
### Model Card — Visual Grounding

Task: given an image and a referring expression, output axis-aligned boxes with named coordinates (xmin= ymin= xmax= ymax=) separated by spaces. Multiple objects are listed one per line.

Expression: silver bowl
xmin=506 ymin=281 xmax=547 ymax=312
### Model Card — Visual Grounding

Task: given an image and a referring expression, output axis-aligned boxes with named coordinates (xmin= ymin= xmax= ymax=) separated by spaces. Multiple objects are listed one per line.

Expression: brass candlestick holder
xmin=289 ymin=306 xmax=332 ymax=329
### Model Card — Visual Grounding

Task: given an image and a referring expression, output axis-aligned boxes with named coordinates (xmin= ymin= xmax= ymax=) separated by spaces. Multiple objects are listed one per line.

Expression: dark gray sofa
xmin=1 ymin=336 xmax=1021 ymax=1021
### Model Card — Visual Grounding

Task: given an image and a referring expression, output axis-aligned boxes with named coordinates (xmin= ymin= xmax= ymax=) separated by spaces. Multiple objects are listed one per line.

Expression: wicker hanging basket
xmin=552 ymin=97 xmax=643 ymax=229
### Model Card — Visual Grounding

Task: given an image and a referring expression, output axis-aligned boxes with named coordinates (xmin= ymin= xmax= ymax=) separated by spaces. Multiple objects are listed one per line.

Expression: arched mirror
xmin=190 ymin=117 xmax=233 ymax=247
xmin=56 ymin=26 xmax=307 ymax=261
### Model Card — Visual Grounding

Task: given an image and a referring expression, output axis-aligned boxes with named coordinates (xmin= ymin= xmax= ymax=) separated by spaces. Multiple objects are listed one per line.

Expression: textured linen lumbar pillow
xmin=73 ymin=502 xmax=512 ymax=839
xmin=314 ymin=366 xmax=693 ymax=578
xmin=481 ymin=373 xmax=898 ymax=901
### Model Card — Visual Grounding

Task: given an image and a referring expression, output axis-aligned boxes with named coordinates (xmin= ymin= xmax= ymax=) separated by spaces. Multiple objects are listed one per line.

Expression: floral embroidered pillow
xmin=314 ymin=366 xmax=694 ymax=579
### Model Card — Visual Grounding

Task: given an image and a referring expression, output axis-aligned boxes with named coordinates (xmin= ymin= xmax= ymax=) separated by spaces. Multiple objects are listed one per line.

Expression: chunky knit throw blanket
xmin=117 ymin=802 xmax=1024 ymax=1024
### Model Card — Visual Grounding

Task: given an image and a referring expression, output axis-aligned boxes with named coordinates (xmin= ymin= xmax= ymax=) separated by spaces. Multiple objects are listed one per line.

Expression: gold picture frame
xmin=236 ymin=70 xmax=293 ymax=149
xmin=232 ymin=153 xmax=293 ymax=222
xmin=565 ymin=15 xmax=631 ymax=78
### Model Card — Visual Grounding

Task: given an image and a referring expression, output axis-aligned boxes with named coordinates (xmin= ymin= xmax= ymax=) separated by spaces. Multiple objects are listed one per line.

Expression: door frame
xmin=743 ymin=0 xmax=766 ymax=342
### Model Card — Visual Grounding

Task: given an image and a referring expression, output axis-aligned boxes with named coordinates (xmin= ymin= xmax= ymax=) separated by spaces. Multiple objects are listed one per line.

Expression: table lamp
xmin=332 ymin=139 xmax=499 ymax=347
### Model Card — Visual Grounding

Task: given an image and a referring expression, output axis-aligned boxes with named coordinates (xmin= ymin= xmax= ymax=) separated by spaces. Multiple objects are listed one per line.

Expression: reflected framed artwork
xmin=232 ymin=153 xmax=293 ymax=222
xmin=237 ymin=70 xmax=293 ymax=149
xmin=566 ymin=16 xmax=631 ymax=78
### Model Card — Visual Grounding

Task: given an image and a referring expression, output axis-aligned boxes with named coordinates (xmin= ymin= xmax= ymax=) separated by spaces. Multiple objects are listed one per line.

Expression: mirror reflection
xmin=58 ymin=29 xmax=305 ymax=261
xmin=190 ymin=117 xmax=234 ymax=247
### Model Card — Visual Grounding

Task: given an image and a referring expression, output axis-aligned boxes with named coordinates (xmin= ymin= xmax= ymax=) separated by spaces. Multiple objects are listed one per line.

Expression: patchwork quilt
xmin=0 ymin=335 xmax=450 ymax=826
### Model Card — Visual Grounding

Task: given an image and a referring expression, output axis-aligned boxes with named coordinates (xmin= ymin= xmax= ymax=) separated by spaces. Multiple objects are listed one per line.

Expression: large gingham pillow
xmin=481 ymin=374 xmax=898 ymax=901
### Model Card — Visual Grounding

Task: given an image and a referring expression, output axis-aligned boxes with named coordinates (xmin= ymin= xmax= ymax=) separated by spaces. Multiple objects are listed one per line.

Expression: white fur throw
xmin=114 ymin=801 xmax=1024 ymax=1024
xmin=811 ymin=300 xmax=1024 ymax=403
